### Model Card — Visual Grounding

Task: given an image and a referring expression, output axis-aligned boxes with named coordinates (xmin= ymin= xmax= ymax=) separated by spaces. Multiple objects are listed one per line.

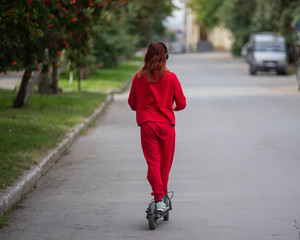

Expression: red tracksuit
xmin=128 ymin=71 xmax=186 ymax=201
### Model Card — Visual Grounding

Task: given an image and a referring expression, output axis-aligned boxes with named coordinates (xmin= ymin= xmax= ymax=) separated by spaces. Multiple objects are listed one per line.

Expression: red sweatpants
xmin=140 ymin=121 xmax=175 ymax=202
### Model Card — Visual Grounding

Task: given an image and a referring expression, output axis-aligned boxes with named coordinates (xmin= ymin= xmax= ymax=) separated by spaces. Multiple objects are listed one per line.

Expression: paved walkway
xmin=0 ymin=72 xmax=23 ymax=89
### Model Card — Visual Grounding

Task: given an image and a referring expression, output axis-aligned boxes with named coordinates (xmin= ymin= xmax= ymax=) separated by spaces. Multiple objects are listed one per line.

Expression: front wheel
xmin=148 ymin=214 xmax=157 ymax=230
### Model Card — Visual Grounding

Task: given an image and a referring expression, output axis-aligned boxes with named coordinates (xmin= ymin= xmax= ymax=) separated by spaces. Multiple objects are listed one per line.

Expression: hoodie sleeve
xmin=128 ymin=75 xmax=137 ymax=111
xmin=173 ymin=73 xmax=186 ymax=111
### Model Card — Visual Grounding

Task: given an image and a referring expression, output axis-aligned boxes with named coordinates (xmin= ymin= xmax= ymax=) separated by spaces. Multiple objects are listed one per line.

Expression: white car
xmin=248 ymin=33 xmax=287 ymax=75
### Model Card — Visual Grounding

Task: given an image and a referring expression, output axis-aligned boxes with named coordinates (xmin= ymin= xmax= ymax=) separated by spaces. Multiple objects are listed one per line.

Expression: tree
xmin=1 ymin=0 xmax=174 ymax=107
xmin=92 ymin=1 xmax=138 ymax=67
xmin=0 ymin=0 xmax=54 ymax=108
xmin=126 ymin=0 xmax=174 ymax=47
xmin=0 ymin=0 xmax=127 ymax=105
xmin=92 ymin=0 xmax=175 ymax=67
xmin=252 ymin=0 xmax=300 ymax=46
xmin=38 ymin=0 xmax=67 ymax=94
xmin=64 ymin=0 xmax=127 ymax=90
xmin=187 ymin=0 xmax=223 ymax=30
xmin=218 ymin=0 xmax=257 ymax=55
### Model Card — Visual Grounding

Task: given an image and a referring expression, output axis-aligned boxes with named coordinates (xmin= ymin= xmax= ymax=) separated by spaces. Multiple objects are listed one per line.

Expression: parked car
xmin=294 ymin=40 xmax=300 ymax=90
xmin=248 ymin=32 xmax=287 ymax=75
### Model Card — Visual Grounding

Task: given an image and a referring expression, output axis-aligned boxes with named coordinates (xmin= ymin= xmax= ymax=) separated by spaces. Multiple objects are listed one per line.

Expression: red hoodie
xmin=128 ymin=71 xmax=186 ymax=126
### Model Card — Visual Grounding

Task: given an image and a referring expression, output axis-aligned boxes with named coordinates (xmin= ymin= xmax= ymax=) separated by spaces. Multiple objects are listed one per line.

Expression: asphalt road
xmin=1 ymin=52 xmax=300 ymax=240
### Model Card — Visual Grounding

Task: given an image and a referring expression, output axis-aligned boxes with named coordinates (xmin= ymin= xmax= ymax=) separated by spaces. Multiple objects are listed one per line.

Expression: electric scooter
xmin=145 ymin=191 xmax=174 ymax=230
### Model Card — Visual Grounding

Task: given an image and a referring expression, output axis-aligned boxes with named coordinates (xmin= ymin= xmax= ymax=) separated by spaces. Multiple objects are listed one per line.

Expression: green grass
xmin=287 ymin=63 xmax=297 ymax=75
xmin=0 ymin=212 xmax=8 ymax=227
xmin=0 ymin=56 xmax=143 ymax=191
xmin=59 ymin=56 xmax=143 ymax=91
xmin=0 ymin=89 xmax=106 ymax=189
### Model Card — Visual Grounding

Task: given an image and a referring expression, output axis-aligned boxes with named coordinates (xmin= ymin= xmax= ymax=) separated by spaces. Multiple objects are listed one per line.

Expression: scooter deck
xmin=146 ymin=206 xmax=170 ymax=218
xmin=157 ymin=206 xmax=170 ymax=213
xmin=145 ymin=206 xmax=170 ymax=214
xmin=156 ymin=207 xmax=170 ymax=219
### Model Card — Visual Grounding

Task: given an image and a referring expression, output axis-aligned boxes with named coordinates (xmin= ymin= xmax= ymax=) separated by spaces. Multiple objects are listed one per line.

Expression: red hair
xmin=138 ymin=42 xmax=169 ymax=83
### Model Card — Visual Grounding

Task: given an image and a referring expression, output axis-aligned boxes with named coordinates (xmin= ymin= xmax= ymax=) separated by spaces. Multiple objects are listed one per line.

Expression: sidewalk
xmin=0 ymin=72 xmax=23 ymax=90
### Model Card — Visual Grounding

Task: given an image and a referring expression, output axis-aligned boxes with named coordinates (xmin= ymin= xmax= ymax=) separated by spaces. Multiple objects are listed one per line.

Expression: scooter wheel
xmin=148 ymin=214 xmax=157 ymax=230
xmin=163 ymin=211 xmax=169 ymax=221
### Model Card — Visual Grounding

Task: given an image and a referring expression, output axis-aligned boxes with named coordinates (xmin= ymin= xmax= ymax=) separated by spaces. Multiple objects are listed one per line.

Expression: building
xmin=185 ymin=7 xmax=233 ymax=53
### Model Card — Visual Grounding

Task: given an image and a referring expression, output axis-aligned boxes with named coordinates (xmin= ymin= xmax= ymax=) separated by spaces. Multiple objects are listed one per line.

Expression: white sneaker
xmin=156 ymin=201 xmax=166 ymax=212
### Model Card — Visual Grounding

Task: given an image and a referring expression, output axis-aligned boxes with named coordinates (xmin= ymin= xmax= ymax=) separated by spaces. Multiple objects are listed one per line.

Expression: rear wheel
xmin=163 ymin=211 xmax=169 ymax=221
xmin=276 ymin=68 xmax=287 ymax=75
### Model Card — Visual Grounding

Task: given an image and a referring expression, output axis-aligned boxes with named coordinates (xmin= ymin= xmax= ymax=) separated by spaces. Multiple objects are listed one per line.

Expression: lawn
xmin=0 ymin=90 xmax=106 ymax=189
xmin=0 ymin=56 xmax=143 ymax=190
xmin=59 ymin=56 xmax=143 ymax=91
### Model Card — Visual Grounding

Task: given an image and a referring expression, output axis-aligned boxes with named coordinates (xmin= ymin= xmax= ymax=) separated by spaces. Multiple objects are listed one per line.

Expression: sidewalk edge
xmin=0 ymin=94 xmax=114 ymax=216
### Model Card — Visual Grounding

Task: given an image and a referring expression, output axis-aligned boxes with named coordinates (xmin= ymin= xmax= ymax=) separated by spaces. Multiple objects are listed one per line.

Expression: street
xmin=1 ymin=52 xmax=300 ymax=239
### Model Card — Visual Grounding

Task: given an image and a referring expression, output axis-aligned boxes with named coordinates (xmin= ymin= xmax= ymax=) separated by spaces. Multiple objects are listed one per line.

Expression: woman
xmin=128 ymin=42 xmax=186 ymax=211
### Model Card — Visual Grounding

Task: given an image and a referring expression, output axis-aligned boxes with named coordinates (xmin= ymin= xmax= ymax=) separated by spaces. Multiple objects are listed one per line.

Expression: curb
xmin=0 ymin=94 xmax=114 ymax=216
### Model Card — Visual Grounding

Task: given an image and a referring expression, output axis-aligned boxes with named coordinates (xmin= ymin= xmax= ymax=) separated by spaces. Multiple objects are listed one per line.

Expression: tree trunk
xmin=51 ymin=63 xmax=59 ymax=93
xmin=38 ymin=64 xmax=50 ymax=94
xmin=24 ymin=65 xmax=42 ymax=105
xmin=50 ymin=55 xmax=61 ymax=94
xmin=77 ymin=50 xmax=81 ymax=91
xmin=13 ymin=69 xmax=32 ymax=108
xmin=77 ymin=67 xmax=81 ymax=92
xmin=81 ymin=67 xmax=87 ymax=80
